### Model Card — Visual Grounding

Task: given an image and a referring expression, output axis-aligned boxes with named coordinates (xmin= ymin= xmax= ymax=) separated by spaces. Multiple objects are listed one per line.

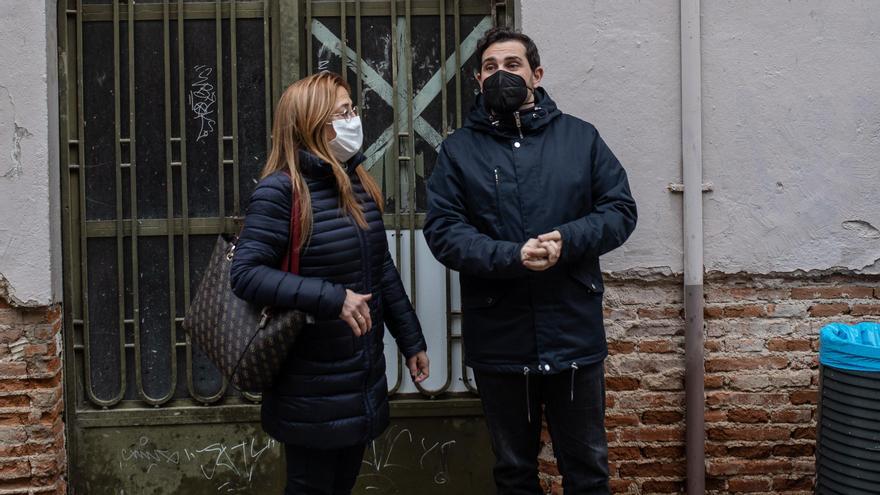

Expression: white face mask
xmin=328 ymin=115 xmax=363 ymax=163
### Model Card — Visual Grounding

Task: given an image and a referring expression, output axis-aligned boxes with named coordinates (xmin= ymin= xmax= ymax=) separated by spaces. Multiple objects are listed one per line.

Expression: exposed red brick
xmin=618 ymin=461 xmax=686 ymax=477
xmin=619 ymin=427 xmax=685 ymax=442
xmin=608 ymin=446 xmax=641 ymax=461
xmin=727 ymin=408 xmax=770 ymax=424
xmin=538 ymin=458 xmax=559 ymax=477
xmin=707 ymin=459 xmax=793 ymax=476
xmin=808 ymin=302 xmax=851 ymax=317
xmin=605 ymin=414 xmax=640 ymax=428
xmin=792 ymin=427 xmax=816 ymax=440
xmin=728 ymin=478 xmax=771 ymax=492
xmin=772 ymin=443 xmax=814 ymax=457
xmin=770 ymin=409 xmax=813 ymax=423
xmin=707 ymin=426 xmax=791 ymax=441
xmin=607 ymin=341 xmax=636 ymax=354
xmin=772 ymin=476 xmax=814 ymax=491
xmin=704 ymin=356 xmax=789 ymax=372
xmin=722 ymin=304 xmax=770 ymax=318
xmin=606 ymin=376 xmax=640 ymax=391
xmin=792 ymin=286 xmax=874 ymax=299
xmin=705 ymin=409 xmax=728 ymax=423
xmin=726 ymin=445 xmax=773 ymax=459
xmin=637 ymin=306 xmax=683 ymax=319
xmin=641 ymin=446 xmax=684 ymax=458
xmin=641 ymin=410 xmax=683 ymax=424
xmin=704 ymin=375 xmax=725 ymax=389
xmin=852 ymin=304 xmax=880 ymax=316
xmin=640 ymin=480 xmax=685 ymax=493
xmin=609 ymin=480 xmax=634 ymax=493
xmin=766 ymin=338 xmax=813 ymax=352
xmin=638 ymin=340 xmax=677 ymax=353
xmin=789 ymin=390 xmax=818 ymax=405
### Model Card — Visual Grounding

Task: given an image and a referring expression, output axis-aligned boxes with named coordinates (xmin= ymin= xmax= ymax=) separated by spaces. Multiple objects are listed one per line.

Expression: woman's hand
xmin=407 ymin=351 xmax=430 ymax=383
xmin=340 ymin=289 xmax=372 ymax=336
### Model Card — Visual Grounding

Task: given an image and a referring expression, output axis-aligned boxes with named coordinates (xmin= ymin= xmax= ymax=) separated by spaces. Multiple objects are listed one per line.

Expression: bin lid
xmin=820 ymin=322 xmax=880 ymax=372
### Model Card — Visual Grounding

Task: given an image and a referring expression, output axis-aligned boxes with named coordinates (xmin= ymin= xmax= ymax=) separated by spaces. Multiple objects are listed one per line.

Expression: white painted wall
xmin=523 ymin=0 xmax=880 ymax=275
xmin=702 ymin=1 xmax=880 ymax=274
xmin=0 ymin=0 xmax=61 ymax=305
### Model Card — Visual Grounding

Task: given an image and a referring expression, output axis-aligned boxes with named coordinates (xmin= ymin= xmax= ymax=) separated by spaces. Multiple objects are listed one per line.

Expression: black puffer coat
xmin=424 ymin=88 xmax=637 ymax=375
xmin=231 ymin=150 xmax=426 ymax=449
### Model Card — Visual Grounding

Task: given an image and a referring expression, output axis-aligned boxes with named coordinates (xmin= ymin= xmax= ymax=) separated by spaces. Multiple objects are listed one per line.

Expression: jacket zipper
xmin=355 ymin=217 xmax=375 ymax=437
xmin=493 ymin=168 xmax=503 ymax=225
xmin=523 ymin=366 xmax=532 ymax=423
xmin=513 ymin=111 xmax=524 ymax=139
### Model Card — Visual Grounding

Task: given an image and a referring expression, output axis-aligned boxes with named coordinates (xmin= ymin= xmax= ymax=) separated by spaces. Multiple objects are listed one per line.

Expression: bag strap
xmin=280 ymin=170 xmax=301 ymax=275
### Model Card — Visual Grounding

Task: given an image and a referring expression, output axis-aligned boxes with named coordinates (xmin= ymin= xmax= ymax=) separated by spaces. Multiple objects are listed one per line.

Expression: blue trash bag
xmin=820 ymin=322 xmax=880 ymax=372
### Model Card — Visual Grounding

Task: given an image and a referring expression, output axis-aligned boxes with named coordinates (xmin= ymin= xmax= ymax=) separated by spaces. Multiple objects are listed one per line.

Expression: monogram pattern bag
xmin=183 ymin=173 xmax=305 ymax=392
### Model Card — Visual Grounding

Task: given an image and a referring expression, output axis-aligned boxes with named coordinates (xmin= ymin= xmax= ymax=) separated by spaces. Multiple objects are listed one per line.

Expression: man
xmin=423 ymin=27 xmax=637 ymax=494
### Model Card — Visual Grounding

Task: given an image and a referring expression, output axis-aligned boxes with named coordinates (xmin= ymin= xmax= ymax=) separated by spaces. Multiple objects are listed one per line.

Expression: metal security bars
xmin=303 ymin=0 xmax=499 ymax=397
xmin=59 ymin=0 xmax=510 ymax=491
xmin=60 ymin=0 xmax=278 ymax=414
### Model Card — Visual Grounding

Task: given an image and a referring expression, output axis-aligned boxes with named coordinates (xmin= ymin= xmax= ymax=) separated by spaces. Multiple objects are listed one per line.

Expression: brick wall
xmin=0 ymin=299 xmax=66 ymax=495
xmin=538 ymin=273 xmax=880 ymax=494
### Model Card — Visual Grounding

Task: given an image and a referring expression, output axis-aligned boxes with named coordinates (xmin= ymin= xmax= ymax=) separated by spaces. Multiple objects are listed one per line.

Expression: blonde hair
xmin=261 ymin=72 xmax=384 ymax=249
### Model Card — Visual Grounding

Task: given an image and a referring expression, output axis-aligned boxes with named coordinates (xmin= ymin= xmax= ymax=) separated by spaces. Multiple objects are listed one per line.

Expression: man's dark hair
xmin=475 ymin=27 xmax=541 ymax=71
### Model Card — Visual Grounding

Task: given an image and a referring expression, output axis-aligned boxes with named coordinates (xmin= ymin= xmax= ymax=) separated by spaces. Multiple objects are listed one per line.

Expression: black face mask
xmin=482 ymin=70 xmax=531 ymax=115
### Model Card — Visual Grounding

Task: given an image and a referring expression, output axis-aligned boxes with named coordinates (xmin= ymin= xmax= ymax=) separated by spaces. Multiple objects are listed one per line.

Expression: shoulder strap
xmin=280 ymin=170 xmax=302 ymax=275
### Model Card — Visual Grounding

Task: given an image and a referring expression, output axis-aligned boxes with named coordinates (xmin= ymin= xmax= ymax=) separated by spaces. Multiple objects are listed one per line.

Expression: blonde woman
xmin=231 ymin=71 xmax=429 ymax=494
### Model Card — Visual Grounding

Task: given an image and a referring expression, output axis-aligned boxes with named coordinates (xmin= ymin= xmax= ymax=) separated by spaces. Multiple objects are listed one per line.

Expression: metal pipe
xmin=681 ymin=0 xmax=705 ymax=493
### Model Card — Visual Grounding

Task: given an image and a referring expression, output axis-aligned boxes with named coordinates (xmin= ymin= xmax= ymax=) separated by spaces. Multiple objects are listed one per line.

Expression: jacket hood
xmin=464 ymin=86 xmax=562 ymax=138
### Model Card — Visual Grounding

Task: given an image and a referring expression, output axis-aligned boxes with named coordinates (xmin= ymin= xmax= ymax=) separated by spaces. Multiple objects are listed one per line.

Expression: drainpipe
xmin=681 ymin=0 xmax=706 ymax=493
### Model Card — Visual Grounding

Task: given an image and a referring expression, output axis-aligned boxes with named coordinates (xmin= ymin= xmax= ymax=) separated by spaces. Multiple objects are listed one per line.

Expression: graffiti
xmin=188 ymin=65 xmax=217 ymax=142
xmin=119 ymin=435 xmax=277 ymax=492
xmin=358 ymin=425 xmax=457 ymax=492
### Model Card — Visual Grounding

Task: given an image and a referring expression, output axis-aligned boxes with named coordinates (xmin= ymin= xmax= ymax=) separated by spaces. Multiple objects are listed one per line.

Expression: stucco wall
xmin=522 ymin=0 xmax=880 ymax=275
xmin=0 ymin=0 xmax=61 ymax=306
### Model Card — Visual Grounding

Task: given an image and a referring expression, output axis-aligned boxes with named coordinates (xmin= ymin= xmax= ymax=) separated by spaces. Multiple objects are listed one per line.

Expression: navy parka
xmin=424 ymin=88 xmax=637 ymax=376
xmin=231 ymin=150 xmax=426 ymax=449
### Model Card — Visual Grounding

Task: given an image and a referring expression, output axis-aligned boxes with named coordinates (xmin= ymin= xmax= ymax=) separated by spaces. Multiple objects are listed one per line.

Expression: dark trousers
xmin=474 ymin=360 xmax=609 ymax=495
xmin=283 ymin=443 xmax=366 ymax=495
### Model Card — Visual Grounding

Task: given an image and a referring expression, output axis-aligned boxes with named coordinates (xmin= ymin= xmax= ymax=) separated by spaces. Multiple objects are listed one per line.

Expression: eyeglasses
xmin=330 ymin=106 xmax=358 ymax=122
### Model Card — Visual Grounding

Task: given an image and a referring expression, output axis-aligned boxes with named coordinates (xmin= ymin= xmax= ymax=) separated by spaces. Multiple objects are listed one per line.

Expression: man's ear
xmin=475 ymin=70 xmax=484 ymax=91
xmin=532 ymin=66 xmax=544 ymax=88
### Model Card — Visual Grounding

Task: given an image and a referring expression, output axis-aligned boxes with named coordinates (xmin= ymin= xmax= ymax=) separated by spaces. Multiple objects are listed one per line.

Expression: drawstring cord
xmin=523 ymin=367 xmax=531 ymax=423
xmin=570 ymin=362 xmax=579 ymax=402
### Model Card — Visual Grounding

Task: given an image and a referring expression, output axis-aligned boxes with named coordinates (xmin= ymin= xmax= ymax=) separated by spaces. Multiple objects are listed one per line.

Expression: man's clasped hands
xmin=521 ymin=230 xmax=563 ymax=271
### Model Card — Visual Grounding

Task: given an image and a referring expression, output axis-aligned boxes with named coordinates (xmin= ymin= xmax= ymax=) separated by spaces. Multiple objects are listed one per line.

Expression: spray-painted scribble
xmin=119 ymin=435 xmax=277 ymax=492
xmin=188 ymin=65 xmax=217 ymax=142
xmin=358 ymin=425 xmax=457 ymax=492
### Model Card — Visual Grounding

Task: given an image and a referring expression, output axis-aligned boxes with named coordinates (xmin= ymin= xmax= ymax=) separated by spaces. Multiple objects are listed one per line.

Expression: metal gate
xmin=58 ymin=0 xmax=512 ymax=493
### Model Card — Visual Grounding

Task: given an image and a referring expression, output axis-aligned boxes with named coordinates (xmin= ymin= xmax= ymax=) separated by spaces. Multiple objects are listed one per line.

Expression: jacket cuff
xmin=317 ymin=282 xmax=347 ymax=320
xmin=400 ymin=338 xmax=427 ymax=360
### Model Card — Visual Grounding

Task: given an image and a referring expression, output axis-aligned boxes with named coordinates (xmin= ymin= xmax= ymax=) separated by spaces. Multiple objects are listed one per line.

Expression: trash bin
xmin=817 ymin=322 xmax=880 ymax=495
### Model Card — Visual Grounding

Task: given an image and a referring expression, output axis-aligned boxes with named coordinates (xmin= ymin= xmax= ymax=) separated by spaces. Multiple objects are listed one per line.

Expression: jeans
xmin=283 ymin=442 xmax=366 ymax=495
xmin=474 ymin=360 xmax=609 ymax=495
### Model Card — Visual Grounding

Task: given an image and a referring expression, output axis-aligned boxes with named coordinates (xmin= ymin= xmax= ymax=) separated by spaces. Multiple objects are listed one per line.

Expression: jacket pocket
xmin=460 ymin=280 xmax=506 ymax=310
xmin=569 ymin=265 xmax=605 ymax=294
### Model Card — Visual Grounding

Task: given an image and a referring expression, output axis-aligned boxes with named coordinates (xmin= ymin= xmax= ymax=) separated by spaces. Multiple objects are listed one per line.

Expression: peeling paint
xmin=842 ymin=220 xmax=880 ymax=239
xmin=0 ymin=271 xmax=41 ymax=307
xmin=0 ymin=85 xmax=31 ymax=179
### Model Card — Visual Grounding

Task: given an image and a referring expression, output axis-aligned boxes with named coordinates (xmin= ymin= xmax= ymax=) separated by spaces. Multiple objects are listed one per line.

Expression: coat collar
xmin=297 ymin=149 xmax=366 ymax=178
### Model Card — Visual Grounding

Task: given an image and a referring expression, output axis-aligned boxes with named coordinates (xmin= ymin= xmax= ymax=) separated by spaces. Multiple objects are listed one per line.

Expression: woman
xmin=230 ymin=71 xmax=429 ymax=494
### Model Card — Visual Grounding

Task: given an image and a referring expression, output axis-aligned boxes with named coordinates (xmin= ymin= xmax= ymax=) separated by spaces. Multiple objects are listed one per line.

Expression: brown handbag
xmin=183 ymin=172 xmax=306 ymax=393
